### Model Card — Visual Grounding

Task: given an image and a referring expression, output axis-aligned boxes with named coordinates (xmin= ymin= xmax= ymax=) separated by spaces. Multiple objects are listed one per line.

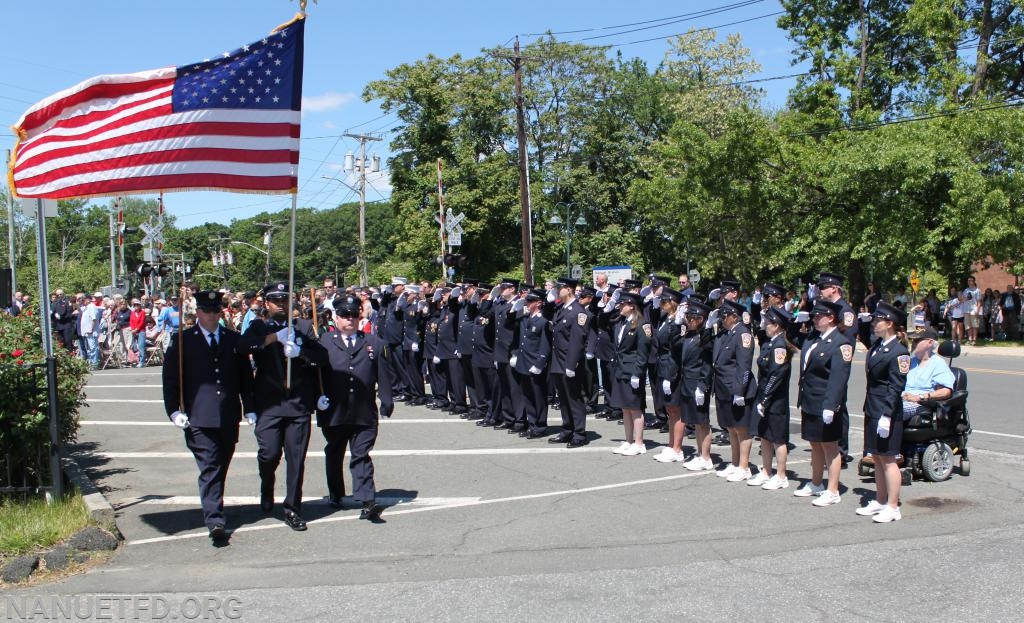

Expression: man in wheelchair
xmin=901 ymin=328 xmax=954 ymax=423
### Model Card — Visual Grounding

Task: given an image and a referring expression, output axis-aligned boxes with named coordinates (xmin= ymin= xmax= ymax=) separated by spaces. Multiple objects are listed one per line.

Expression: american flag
xmin=10 ymin=16 xmax=305 ymax=199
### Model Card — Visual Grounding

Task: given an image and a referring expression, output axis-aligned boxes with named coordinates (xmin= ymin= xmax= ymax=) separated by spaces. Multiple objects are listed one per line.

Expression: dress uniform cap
xmin=873 ymin=301 xmax=906 ymax=326
xmin=525 ymin=288 xmax=546 ymax=302
xmin=333 ymin=294 xmax=362 ymax=316
xmin=195 ymin=290 xmax=223 ymax=311
xmin=391 ymin=276 xmax=408 ymax=285
xmin=763 ymin=282 xmax=787 ymax=299
xmin=262 ymin=281 xmax=290 ymax=299
xmin=406 ymin=284 xmax=421 ymax=294
xmin=685 ymin=300 xmax=713 ymax=317
xmin=243 ymin=290 xmax=257 ymax=299
xmin=462 ymin=279 xmax=480 ymax=287
xmin=811 ymin=300 xmax=843 ymax=317
xmin=499 ymin=277 xmax=520 ymax=288
xmin=444 ymin=281 xmax=457 ymax=288
xmin=579 ymin=286 xmax=598 ymax=298
xmin=817 ymin=272 xmax=845 ymax=288
xmin=478 ymin=283 xmax=492 ymax=291
xmin=653 ymin=275 xmax=674 ymax=286
xmin=720 ymin=299 xmax=746 ymax=316
xmin=622 ymin=279 xmax=642 ymax=290
xmin=520 ymin=282 xmax=535 ymax=291
xmin=686 ymin=292 xmax=707 ymax=304
xmin=556 ymin=277 xmax=580 ymax=289
xmin=660 ymin=287 xmax=684 ymax=303
xmin=907 ymin=327 xmax=938 ymax=341
xmin=764 ymin=306 xmax=790 ymax=329
xmin=618 ymin=292 xmax=644 ymax=308
xmin=720 ymin=280 xmax=741 ymax=293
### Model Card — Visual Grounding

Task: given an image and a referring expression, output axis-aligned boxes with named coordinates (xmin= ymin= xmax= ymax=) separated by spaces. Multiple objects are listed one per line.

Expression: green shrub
xmin=0 ymin=313 xmax=89 ymax=490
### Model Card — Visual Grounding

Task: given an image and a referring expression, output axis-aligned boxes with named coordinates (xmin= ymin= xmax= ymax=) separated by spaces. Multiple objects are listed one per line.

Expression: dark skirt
xmin=757 ymin=408 xmax=790 ymax=444
xmin=864 ymin=416 xmax=903 ymax=457
xmin=800 ymin=409 xmax=841 ymax=443
xmin=678 ymin=395 xmax=710 ymax=426
xmin=610 ymin=376 xmax=646 ymax=410
xmin=716 ymin=398 xmax=752 ymax=430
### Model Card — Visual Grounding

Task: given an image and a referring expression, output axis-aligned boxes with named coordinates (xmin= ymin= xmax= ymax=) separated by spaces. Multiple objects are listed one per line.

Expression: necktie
xmin=347 ymin=335 xmax=355 ymax=349
xmin=209 ymin=332 xmax=218 ymax=350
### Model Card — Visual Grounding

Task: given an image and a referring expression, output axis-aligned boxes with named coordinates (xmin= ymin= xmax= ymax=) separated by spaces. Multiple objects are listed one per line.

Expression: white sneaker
xmin=684 ymin=457 xmax=714 ymax=471
xmin=856 ymin=500 xmax=886 ymax=516
xmin=872 ymin=505 xmax=902 ymax=523
xmin=762 ymin=475 xmax=789 ymax=490
xmin=620 ymin=443 xmax=647 ymax=456
xmin=716 ymin=464 xmax=737 ymax=478
xmin=746 ymin=472 xmax=770 ymax=487
xmin=727 ymin=467 xmax=752 ymax=482
xmin=812 ymin=490 xmax=842 ymax=507
xmin=793 ymin=481 xmax=825 ymax=497
xmin=612 ymin=441 xmax=631 ymax=454
xmin=654 ymin=449 xmax=684 ymax=463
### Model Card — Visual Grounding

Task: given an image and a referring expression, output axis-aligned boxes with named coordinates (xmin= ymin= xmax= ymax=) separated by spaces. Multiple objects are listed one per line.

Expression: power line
xmin=788 ymin=99 xmax=1024 ymax=138
xmin=519 ymin=0 xmax=766 ymax=38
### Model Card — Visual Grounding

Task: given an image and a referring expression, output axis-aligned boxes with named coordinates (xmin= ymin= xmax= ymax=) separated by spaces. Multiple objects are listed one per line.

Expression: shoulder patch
xmin=642 ymin=324 xmax=652 ymax=338
xmin=843 ymin=311 xmax=855 ymax=327
xmin=897 ymin=354 xmax=911 ymax=374
xmin=742 ymin=311 xmax=751 ymax=326
xmin=774 ymin=347 xmax=787 ymax=365
xmin=741 ymin=333 xmax=752 ymax=348
xmin=840 ymin=344 xmax=854 ymax=362
xmin=577 ymin=312 xmax=588 ymax=327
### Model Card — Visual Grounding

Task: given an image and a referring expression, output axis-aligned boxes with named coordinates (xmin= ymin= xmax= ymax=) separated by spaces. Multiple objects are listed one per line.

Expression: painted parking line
xmin=80 ymin=419 xmax=473 ymax=426
xmin=788 ymin=406 xmax=1024 ymax=441
xmin=86 ymin=385 xmax=162 ymax=389
xmin=116 ymin=495 xmax=481 ymax=507
xmin=87 ymin=399 xmax=162 ymax=404
xmin=91 ymin=447 xmax=619 ymax=459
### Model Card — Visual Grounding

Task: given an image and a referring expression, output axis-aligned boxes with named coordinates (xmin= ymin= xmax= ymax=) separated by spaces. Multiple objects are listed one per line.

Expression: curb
xmin=61 ymin=453 xmax=116 ymax=527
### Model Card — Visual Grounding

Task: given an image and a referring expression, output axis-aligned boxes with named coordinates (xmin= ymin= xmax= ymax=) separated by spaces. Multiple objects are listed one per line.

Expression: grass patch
xmin=0 ymin=493 xmax=94 ymax=559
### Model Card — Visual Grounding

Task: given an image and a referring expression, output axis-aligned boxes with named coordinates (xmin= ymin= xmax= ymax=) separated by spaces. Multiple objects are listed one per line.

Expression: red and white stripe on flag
xmin=9 ymin=17 xmax=303 ymax=200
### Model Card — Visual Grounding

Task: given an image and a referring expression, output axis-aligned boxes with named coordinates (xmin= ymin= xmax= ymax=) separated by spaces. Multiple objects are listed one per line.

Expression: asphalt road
xmin=10 ymin=348 xmax=1023 ymax=621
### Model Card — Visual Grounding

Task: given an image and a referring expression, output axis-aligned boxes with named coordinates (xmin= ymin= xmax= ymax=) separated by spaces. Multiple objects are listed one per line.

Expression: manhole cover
xmin=906 ymin=497 xmax=969 ymax=510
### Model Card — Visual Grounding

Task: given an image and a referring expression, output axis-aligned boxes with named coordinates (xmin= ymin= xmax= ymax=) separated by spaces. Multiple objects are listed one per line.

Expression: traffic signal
xmin=156 ymin=264 xmax=171 ymax=278
xmin=443 ymin=254 xmax=468 ymax=269
xmin=137 ymin=263 xmax=153 ymax=277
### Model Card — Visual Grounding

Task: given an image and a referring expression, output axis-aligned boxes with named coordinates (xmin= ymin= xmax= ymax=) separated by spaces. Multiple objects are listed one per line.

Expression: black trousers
xmin=496 ymin=362 xmax=524 ymax=425
xmin=551 ymin=370 xmax=586 ymax=441
xmin=404 ymin=347 xmax=425 ymax=399
xmin=472 ymin=364 xmax=496 ymax=416
xmin=426 ymin=355 xmax=447 ymax=403
xmin=648 ymin=366 xmax=667 ymax=422
xmin=184 ymin=426 xmax=237 ymax=529
xmin=596 ymin=359 xmax=615 ymax=411
xmin=255 ymin=413 xmax=311 ymax=514
xmin=518 ymin=369 xmax=548 ymax=430
xmin=388 ymin=343 xmax=410 ymax=395
xmin=583 ymin=356 xmax=599 ymax=411
xmin=445 ymin=357 xmax=467 ymax=406
xmin=839 ymin=404 xmax=850 ymax=457
xmin=323 ymin=424 xmax=378 ymax=503
xmin=460 ymin=355 xmax=478 ymax=409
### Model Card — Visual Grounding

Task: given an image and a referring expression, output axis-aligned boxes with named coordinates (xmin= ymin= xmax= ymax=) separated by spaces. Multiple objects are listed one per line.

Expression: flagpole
xmin=177 ymin=284 xmax=185 ymax=413
xmin=285 ymin=193 xmax=297 ymax=390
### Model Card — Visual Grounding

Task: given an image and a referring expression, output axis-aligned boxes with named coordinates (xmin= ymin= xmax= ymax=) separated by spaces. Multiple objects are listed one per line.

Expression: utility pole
xmin=255 ymin=220 xmax=278 ymax=284
xmin=343 ymin=133 xmax=382 ymax=287
xmin=6 ymin=149 xmax=17 ymax=294
xmin=107 ymin=210 xmax=117 ymax=292
xmin=495 ymin=38 xmax=538 ymax=284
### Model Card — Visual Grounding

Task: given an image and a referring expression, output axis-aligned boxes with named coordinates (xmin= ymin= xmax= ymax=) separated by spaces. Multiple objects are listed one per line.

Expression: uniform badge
xmin=296 ymin=336 xmax=303 ymax=346
xmin=742 ymin=311 xmax=751 ymax=326
xmin=480 ymin=318 xmax=489 ymax=325
xmin=774 ymin=347 xmax=787 ymax=364
xmin=840 ymin=344 xmax=854 ymax=362
xmin=897 ymin=355 xmax=911 ymax=374
xmin=577 ymin=312 xmax=587 ymax=327
xmin=741 ymin=333 xmax=752 ymax=348
xmin=642 ymin=324 xmax=652 ymax=338
xmin=429 ymin=323 xmax=438 ymax=333
xmin=843 ymin=312 xmax=855 ymax=327
xmin=368 ymin=345 xmax=376 ymax=360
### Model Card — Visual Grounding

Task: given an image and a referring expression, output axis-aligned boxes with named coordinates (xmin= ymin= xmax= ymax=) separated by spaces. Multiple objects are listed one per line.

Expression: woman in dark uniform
xmin=793 ymin=300 xmax=853 ymax=506
xmin=653 ymin=289 xmax=686 ymax=463
xmin=749 ymin=307 xmax=794 ymax=490
xmin=676 ymin=299 xmax=715 ymax=471
xmin=857 ymin=301 xmax=909 ymax=523
xmin=609 ymin=292 xmax=652 ymax=456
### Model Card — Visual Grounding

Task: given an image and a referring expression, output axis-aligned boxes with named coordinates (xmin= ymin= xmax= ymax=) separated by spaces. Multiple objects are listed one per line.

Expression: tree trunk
xmin=854 ymin=0 xmax=870 ymax=114
xmin=847 ymin=257 xmax=866 ymax=309
xmin=972 ymin=0 xmax=1016 ymax=97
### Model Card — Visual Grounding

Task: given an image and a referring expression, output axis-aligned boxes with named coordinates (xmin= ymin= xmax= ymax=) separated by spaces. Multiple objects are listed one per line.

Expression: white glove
xmin=565 ymin=368 xmax=575 ymax=378
xmin=244 ymin=412 xmax=257 ymax=425
xmin=705 ymin=309 xmax=719 ymax=329
xmin=546 ymin=289 xmax=556 ymax=303
xmin=695 ymin=388 xmax=705 ymax=406
xmin=454 ymin=350 xmax=461 ymax=358
xmin=490 ymin=286 xmax=502 ymax=299
xmin=607 ymin=289 xmax=621 ymax=308
xmin=662 ymin=379 xmax=672 ymax=396
xmin=708 ymin=288 xmax=722 ymax=301
xmin=858 ymin=312 xmax=873 ymax=322
xmin=432 ymin=355 xmax=441 ymax=364
xmin=494 ymin=361 xmax=499 ymax=369
xmin=795 ymin=311 xmax=810 ymax=323
xmin=732 ymin=395 xmax=745 ymax=407
xmin=822 ymin=409 xmax=834 ymax=424
xmin=317 ymin=395 xmax=330 ymax=411
xmin=757 ymin=403 xmax=765 ymax=417
xmin=470 ymin=293 xmax=481 ymax=305
xmin=451 ymin=286 xmax=462 ymax=299
xmin=585 ymin=352 xmax=595 ymax=360
xmin=512 ymin=298 xmax=526 ymax=313
xmin=283 ymin=340 xmax=301 ymax=359
xmin=410 ymin=341 xmax=419 ymax=352
xmin=529 ymin=365 xmax=542 ymax=375
xmin=509 ymin=355 xmax=518 ymax=368
xmin=432 ymin=290 xmax=443 ymax=303
xmin=171 ymin=411 xmax=190 ymax=429
xmin=274 ymin=327 xmax=293 ymax=343
xmin=877 ymin=416 xmax=891 ymax=438
xmin=674 ymin=306 xmax=686 ymax=325
xmin=630 ymin=376 xmax=640 ymax=389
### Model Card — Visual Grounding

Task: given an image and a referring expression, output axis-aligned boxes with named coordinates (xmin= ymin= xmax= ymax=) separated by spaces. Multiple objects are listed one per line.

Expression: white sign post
xmin=688 ymin=269 xmax=701 ymax=285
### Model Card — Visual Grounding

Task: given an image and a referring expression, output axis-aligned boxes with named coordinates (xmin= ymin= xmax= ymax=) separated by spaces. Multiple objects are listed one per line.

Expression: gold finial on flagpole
xmin=294 ymin=0 xmax=316 ymax=14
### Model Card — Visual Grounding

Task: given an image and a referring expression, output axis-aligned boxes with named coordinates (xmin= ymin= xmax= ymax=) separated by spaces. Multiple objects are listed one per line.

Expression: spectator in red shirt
xmin=129 ymin=299 xmax=148 ymax=368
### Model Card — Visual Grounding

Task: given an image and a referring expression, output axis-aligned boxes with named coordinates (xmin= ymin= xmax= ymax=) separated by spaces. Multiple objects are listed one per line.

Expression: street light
xmin=549 ymin=202 xmax=587 ymax=277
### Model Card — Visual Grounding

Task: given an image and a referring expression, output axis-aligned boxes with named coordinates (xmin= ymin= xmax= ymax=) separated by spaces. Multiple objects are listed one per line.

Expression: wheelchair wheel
xmin=858 ymin=459 xmax=872 ymax=477
xmin=960 ymin=458 xmax=971 ymax=477
xmin=921 ymin=441 xmax=954 ymax=482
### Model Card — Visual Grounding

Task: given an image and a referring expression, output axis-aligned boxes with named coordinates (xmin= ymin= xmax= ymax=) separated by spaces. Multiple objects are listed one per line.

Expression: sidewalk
xmin=954 ymin=342 xmax=1024 ymax=358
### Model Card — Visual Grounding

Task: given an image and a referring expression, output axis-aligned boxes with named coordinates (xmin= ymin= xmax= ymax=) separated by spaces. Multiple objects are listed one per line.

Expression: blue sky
xmin=2 ymin=0 xmax=801 ymax=228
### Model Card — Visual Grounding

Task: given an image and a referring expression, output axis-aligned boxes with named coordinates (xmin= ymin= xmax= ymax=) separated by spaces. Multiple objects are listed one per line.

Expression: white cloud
xmin=323 ymin=120 xmax=337 ymax=129
xmin=301 ymin=91 xmax=355 ymax=112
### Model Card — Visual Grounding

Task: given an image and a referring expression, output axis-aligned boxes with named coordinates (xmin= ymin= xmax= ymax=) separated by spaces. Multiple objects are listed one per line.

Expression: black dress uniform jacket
xmin=755 ymin=333 xmax=791 ymax=415
xmin=677 ymin=329 xmax=713 ymax=398
xmin=513 ymin=312 xmax=551 ymax=375
xmin=797 ymin=328 xmax=853 ymax=414
xmin=549 ymin=299 xmax=590 ymax=374
xmin=611 ymin=318 xmax=651 ymax=381
xmin=493 ymin=298 xmax=518 ymax=364
xmin=712 ymin=323 xmax=756 ymax=399
xmin=863 ymin=337 xmax=908 ymax=420
xmin=163 ymin=326 xmax=254 ymax=426
xmin=471 ymin=299 xmax=496 ymax=368
xmin=239 ymin=318 xmax=328 ymax=417
xmin=318 ymin=331 xmax=394 ymax=428
xmin=654 ymin=317 xmax=684 ymax=386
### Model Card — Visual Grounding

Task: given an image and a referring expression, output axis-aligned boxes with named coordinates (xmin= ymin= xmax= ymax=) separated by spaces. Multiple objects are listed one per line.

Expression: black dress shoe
xmin=476 ymin=419 xmax=495 ymax=427
xmin=209 ymin=525 xmax=228 ymax=542
xmin=508 ymin=424 xmax=526 ymax=434
xmin=566 ymin=438 xmax=589 ymax=448
xmin=328 ymin=496 xmax=345 ymax=509
xmin=659 ymin=423 xmax=670 ymax=433
xmin=525 ymin=428 xmax=548 ymax=439
xmin=283 ymin=510 xmax=307 ymax=531
xmin=548 ymin=435 xmax=571 ymax=444
xmin=426 ymin=401 xmax=442 ymax=410
xmin=493 ymin=422 xmax=511 ymax=430
xmin=394 ymin=394 xmax=409 ymax=402
xmin=451 ymin=405 xmax=469 ymax=415
xmin=359 ymin=502 xmax=384 ymax=522
xmin=408 ymin=397 xmax=426 ymax=406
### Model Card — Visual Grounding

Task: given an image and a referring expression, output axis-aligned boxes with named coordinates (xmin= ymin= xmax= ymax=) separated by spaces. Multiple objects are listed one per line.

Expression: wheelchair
xmin=858 ymin=340 xmax=971 ymax=483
